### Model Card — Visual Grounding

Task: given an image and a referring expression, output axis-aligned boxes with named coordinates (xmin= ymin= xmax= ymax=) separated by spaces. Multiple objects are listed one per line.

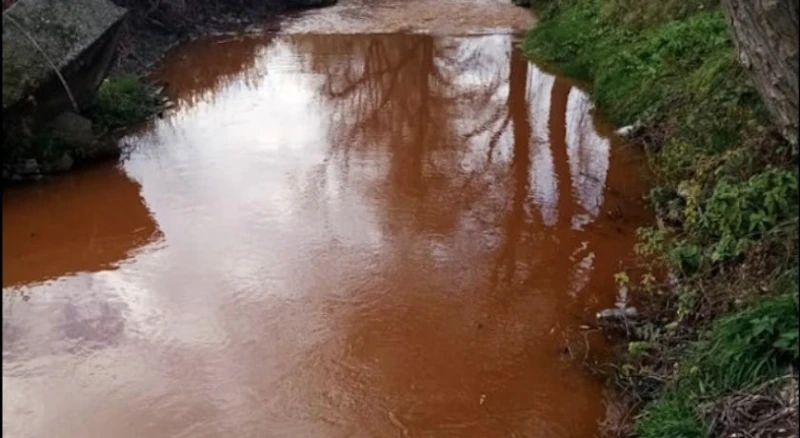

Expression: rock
xmin=47 ymin=111 xmax=94 ymax=147
xmin=19 ymin=158 xmax=39 ymax=175
xmin=596 ymin=307 xmax=639 ymax=321
xmin=615 ymin=125 xmax=636 ymax=136
xmin=52 ymin=152 xmax=74 ymax=173
xmin=85 ymin=138 xmax=121 ymax=161
xmin=2 ymin=0 xmax=128 ymax=124
xmin=615 ymin=121 xmax=644 ymax=138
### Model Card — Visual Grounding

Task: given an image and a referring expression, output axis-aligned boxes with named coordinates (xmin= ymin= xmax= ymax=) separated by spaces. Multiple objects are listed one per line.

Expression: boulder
xmin=18 ymin=158 xmax=38 ymax=175
xmin=2 ymin=0 xmax=127 ymax=126
xmin=46 ymin=111 xmax=94 ymax=148
xmin=596 ymin=307 xmax=639 ymax=321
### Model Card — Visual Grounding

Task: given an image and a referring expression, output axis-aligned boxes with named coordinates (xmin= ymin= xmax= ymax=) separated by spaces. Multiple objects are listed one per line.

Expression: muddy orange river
xmin=2 ymin=1 xmax=652 ymax=437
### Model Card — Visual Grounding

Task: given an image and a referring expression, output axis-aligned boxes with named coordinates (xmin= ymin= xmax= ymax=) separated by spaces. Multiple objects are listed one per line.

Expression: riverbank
xmin=1 ymin=0 xmax=334 ymax=185
xmin=520 ymin=1 xmax=798 ymax=436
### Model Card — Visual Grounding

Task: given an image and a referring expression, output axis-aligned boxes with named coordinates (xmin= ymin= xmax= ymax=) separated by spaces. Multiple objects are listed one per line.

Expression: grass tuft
xmin=87 ymin=75 xmax=162 ymax=133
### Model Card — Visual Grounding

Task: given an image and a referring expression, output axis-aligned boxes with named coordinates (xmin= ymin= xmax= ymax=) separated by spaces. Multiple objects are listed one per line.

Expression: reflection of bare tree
xmin=157 ymin=34 xmax=269 ymax=108
xmin=565 ymin=88 xmax=610 ymax=227
xmin=548 ymin=75 xmax=574 ymax=229
xmin=285 ymin=36 xmax=633 ymax=434
xmin=281 ymin=34 xmax=514 ymax=242
xmin=292 ymin=35 xmax=509 ymax=191
xmin=546 ymin=75 xmax=594 ymax=298
xmin=492 ymin=46 xmax=530 ymax=287
xmin=305 ymin=35 xmax=444 ymax=188
xmin=283 ymin=33 xmax=622 ymax=304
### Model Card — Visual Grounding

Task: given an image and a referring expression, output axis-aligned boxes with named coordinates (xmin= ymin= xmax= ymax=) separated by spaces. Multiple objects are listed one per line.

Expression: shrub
xmin=88 ymin=75 xmax=161 ymax=132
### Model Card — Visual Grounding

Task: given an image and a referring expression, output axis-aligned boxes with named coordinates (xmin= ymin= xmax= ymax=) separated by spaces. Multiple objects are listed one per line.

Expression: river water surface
xmin=3 ymin=1 xmax=652 ymax=437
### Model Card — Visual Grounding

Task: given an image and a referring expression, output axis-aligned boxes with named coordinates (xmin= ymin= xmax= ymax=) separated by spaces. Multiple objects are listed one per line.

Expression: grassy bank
xmin=87 ymin=75 xmax=163 ymax=133
xmin=521 ymin=0 xmax=798 ymax=436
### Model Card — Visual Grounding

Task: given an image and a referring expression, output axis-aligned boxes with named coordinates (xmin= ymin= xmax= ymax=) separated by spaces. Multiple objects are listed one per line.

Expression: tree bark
xmin=721 ymin=0 xmax=799 ymax=146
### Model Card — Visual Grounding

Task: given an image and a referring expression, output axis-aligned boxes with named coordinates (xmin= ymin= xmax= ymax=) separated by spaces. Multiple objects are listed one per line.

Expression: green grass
xmin=524 ymin=2 xmax=768 ymax=158
xmin=87 ymin=75 xmax=161 ymax=133
xmin=521 ymin=0 xmax=799 ymax=436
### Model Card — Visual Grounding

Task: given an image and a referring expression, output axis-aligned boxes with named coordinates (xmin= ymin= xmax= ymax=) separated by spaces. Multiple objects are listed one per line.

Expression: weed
xmin=637 ymin=288 xmax=798 ymax=438
xmin=87 ymin=75 xmax=161 ymax=133
xmin=699 ymin=170 xmax=798 ymax=263
xmin=636 ymin=397 xmax=705 ymax=438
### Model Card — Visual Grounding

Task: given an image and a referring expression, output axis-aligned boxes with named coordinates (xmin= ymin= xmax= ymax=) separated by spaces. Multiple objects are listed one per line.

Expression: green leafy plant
xmin=637 ymin=288 xmax=798 ymax=437
xmin=88 ymin=75 xmax=161 ymax=132
xmin=699 ymin=170 xmax=798 ymax=262
xmin=667 ymin=242 xmax=702 ymax=275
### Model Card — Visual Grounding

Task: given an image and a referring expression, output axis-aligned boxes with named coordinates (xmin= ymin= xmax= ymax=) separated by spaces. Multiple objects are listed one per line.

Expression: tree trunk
xmin=721 ymin=0 xmax=799 ymax=146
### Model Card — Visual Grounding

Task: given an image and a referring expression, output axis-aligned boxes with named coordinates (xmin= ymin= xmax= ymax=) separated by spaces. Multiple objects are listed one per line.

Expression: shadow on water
xmin=2 ymin=165 xmax=161 ymax=288
xmin=154 ymin=34 xmax=272 ymax=109
xmin=2 ymin=32 xmax=651 ymax=438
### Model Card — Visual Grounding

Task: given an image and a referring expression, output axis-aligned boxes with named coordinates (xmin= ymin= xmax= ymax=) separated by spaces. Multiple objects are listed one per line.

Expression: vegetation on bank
xmin=1 ymin=75 xmax=160 ymax=181
xmin=521 ymin=0 xmax=798 ymax=436
xmin=87 ymin=75 xmax=163 ymax=133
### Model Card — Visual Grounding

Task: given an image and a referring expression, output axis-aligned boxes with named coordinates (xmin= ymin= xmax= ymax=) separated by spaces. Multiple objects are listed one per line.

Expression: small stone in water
xmin=21 ymin=158 xmax=39 ymax=175
xmin=596 ymin=307 xmax=638 ymax=321
xmin=53 ymin=153 xmax=74 ymax=173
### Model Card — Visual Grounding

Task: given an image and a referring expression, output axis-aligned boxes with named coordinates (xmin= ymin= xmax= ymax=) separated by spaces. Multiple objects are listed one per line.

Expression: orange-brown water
xmin=3 ymin=3 xmax=652 ymax=437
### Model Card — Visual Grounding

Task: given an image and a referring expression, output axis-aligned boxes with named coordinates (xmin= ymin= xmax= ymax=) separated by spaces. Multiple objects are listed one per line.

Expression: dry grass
xmin=601 ymin=394 xmax=641 ymax=438
xmin=703 ymin=371 xmax=798 ymax=438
